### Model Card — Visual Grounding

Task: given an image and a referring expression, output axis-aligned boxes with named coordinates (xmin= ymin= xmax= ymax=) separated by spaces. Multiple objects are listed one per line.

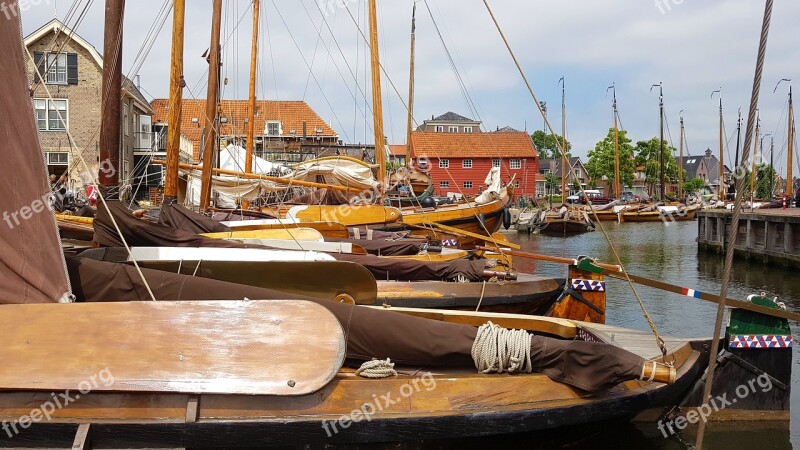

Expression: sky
xmin=20 ymin=0 xmax=800 ymax=176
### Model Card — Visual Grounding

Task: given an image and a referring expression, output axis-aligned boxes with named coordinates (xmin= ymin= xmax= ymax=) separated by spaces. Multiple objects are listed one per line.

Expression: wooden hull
xmin=537 ymin=218 xmax=593 ymax=236
xmin=56 ymin=219 xmax=94 ymax=241
xmin=586 ymin=210 xmax=621 ymax=222
xmin=0 ymin=316 xmax=708 ymax=447
xmin=385 ymin=192 xmax=512 ymax=247
xmin=376 ymin=275 xmax=565 ymax=315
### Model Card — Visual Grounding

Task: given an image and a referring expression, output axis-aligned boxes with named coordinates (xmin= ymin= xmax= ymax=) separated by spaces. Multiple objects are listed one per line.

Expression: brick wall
xmin=426 ymin=157 xmax=538 ymax=197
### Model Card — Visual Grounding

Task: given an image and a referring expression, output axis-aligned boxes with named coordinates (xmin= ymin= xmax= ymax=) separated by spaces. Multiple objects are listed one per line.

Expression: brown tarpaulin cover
xmin=67 ymin=256 xmax=643 ymax=390
xmin=94 ymin=201 xmax=251 ymax=249
xmin=333 ymin=253 xmax=487 ymax=281
xmin=0 ymin=12 xmax=70 ymax=304
xmin=326 ymin=237 xmax=424 ymax=256
xmin=157 ymin=201 xmax=230 ymax=234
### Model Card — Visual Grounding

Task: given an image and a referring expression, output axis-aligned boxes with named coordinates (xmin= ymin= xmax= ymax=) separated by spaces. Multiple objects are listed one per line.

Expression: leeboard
xmin=0 ymin=301 xmax=345 ymax=395
xmin=287 ymin=205 xmax=402 ymax=225
xmin=136 ymin=260 xmax=378 ymax=305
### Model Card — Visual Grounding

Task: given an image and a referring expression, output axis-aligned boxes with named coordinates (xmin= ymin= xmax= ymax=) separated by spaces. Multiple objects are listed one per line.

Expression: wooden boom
xmin=152 ymin=160 xmax=368 ymax=194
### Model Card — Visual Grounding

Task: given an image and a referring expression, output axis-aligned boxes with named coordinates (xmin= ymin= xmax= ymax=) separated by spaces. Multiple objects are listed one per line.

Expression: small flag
xmin=681 ymin=288 xmax=701 ymax=299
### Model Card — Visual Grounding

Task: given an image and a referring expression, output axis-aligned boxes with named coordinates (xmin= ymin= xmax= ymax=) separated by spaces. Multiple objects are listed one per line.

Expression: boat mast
xmin=751 ymin=111 xmax=760 ymax=199
xmin=199 ymin=0 xmax=223 ymax=211
xmin=769 ymin=135 xmax=774 ymax=196
xmin=164 ymin=0 xmax=185 ymax=203
xmin=245 ymin=0 xmax=261 ymax=173
xmin=788 ymin=87 xmax=794 ymax=197
xmin=609 ymin=83 xmax=620 ymax=198
xmin=560 ymin=77 xmax=567 ymax=201
xmin=734 ymin=109 xmax=742 ymax=175
xmin=368 ymin=0 xmax=386 ymax=185
xmin=713 ymin=89 xmax=724 ymax=198
xmin=98 ymin=0 xmax=125 ymax=199
xmin=404 ymin=2 xmax=416 ymax=168
xmin=678 ymin=114 xmax=684 ymax=200
xmin=651 ymin=82 xmax=664 ymax=201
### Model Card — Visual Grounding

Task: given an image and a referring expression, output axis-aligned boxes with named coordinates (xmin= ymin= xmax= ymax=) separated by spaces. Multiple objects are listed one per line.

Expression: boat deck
xmin=582 ymin=322 xmax=710 ymax=359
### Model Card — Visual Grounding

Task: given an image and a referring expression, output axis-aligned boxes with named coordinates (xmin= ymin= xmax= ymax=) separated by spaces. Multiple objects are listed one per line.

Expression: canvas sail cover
xmin=0 ymin=8 xmax=71 ymax=304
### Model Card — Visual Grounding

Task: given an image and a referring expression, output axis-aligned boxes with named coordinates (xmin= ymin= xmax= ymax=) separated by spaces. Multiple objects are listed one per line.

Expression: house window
xmin=492 ymin=159 xmax=501 ymax=168
xmin=46 ymin=152 xmax=69 ymax=165
xmin=574 ymin=169 xmax=581 ymax=178
xmin=462 ymin=159 xmax=473 ymax=169
xmin=46 ymin=52 xmax=68 ymax=84
xmin=439 ymin=159 xmax=450 ymax=169
xmin=123 ymin=103 xmax=129 ymax=136
xmin=515 ymin=180 xmax=521 ymax=188
xmin=33 ymin=99 xmax=67 ymax=131
xmin=266 ymin=121 xmax=281 ymax=136
xmin=463 ymin=181 xmax=473 ymax=189
xmin=439 ymin=181 xmax=450 ymax=188
xmin=448 ymin=126 xmax=458 ymax=133
xmin=510 ymin=159 xmax=521 ymax=169
xmin=464 ymin=126 xmax=473 ymax=133
xmin=435 ymin=125 xmax=444 ymax=132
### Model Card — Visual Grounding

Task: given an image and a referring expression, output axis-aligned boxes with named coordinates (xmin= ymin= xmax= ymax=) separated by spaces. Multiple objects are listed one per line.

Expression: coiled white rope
xmin=471 ymin=321 xmax=533 ymax=374
xmin=356 ymin=358 xmax=397 ymax=378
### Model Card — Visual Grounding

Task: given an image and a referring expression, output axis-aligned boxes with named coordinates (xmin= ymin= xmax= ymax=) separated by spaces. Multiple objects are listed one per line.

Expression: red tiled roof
xmin=388 ymin=144 xmax=410 ymax=156
xmin=411 ymin=131 xmax=537 ymax=159
xmin=151 ymin=99 xmax=337 ymax=160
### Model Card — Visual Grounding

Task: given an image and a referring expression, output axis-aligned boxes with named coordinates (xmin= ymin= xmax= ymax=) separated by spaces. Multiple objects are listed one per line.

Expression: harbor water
xmin=505 ymin=220 xmax=799 ymax=449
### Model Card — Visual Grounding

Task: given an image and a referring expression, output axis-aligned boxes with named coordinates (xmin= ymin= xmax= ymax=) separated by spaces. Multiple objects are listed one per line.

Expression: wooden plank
xmin=0 ymin=301 xmax=345 ymax=395
xmin=201 ymin=227 xmax=324 ymax=241
xmin=370 ymin=306 xmax=577 ymax=338
xmin=287 ymin=205 xmax=402 ymax=226
xmin=418 ymin=222 xmax=521 ymax=250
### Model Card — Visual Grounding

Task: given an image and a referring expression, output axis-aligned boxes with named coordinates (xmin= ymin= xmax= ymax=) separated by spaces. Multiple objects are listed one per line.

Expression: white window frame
xmin=435 ymin=125 xmax=444 ymax=132
xmin=438 ymin=159 xmax=450 ymax=169
xmin=45 ymin=52 xmax=68 ymax=85
xmin=492 ymin=159 xmax=501 ymax=168
xmin=448 ymin=126 xmax=458 ymax=133
xmin=266 ymin=121 xmax=282 ymax=137
xmin=123 ymin=103 xmax=129 ymax=136
xmin=464 ymin=126 xmax=473 ymax=133
xmin=574 ymin=168 xmax=582 ymax=178
xmin=46 ymin=152 xmax=69 ymax=165
xmin=462 ymin=159 xmax=473 ymax=169
xmin=510 ymin=159 xmax=522 ymax=170
xmin=439 ymin=181 xmax=450 ymax=188
xmin=463 ymin=181 xmax=473 ymax=189
xmin=33 ymin=98 xmax=68 ymax=131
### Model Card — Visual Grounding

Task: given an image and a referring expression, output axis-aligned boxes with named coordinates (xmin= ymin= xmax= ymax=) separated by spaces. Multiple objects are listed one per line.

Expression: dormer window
xmin=266 ymin=121 xmax=281 ymax=136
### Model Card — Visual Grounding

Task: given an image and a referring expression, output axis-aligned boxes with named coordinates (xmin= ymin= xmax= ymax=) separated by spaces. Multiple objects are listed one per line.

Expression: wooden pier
xmin=697 ymin=209 xmax=800 ymax=268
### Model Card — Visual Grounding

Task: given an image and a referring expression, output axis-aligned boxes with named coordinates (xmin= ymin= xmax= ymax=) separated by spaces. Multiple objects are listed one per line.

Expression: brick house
xmin=410 ymin=131 xmax=539 ymax=197
xmin=25 ymin=19 xmax=155 ymax=192
xmin=150 ymin=99 xmax=339 ymax=165
xmin=537 ymin=157 xmax=590 ymax=196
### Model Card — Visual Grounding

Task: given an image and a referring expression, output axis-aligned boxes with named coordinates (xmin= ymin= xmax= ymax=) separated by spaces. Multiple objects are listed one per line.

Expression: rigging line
xmin=696 ymin=1 xmax=774 ymax=448
xmin=304 ymin=0 xmax=376 ymax=132
xmin=25 ymin=42 xmax=158 ymax=303
xmin=481 ymin=0 xmax=669 ymax=358
xmin=300 ymin=0 xmax=328 ymax=100
xmin=269 ymin=0 xmax=352 ymax=143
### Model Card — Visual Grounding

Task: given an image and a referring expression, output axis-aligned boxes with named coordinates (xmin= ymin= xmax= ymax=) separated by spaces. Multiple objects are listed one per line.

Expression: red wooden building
xmin=409 ymin=131 xmax=539 ymax=197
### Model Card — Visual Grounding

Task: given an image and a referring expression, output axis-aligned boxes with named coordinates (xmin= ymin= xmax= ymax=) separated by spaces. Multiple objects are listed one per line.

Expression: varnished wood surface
xmin=0 ymin=301 xmax=345 ymax=395
xmin=201 ymin=227 xmax=324 ymax=241
xmin=548 ymin=266 xmax=606 ymax=323
xmin=288 ymin=205 xmax=403 ymax=225
xmin=222 ymin=220 xmax=350 ymax=238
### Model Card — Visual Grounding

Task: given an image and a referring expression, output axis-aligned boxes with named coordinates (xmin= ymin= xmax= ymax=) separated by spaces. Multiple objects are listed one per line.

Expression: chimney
xmin=704 ymin=148 xmax=712 ymax=158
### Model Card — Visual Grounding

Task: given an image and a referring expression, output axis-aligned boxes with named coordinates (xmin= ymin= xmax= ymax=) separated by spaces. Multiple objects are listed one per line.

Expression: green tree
xmin=743 ymin=164 xmax=777 ymax=199
xmin=634 ymin=137 xmax=678 ymax=195
xmin=683 ymin=178 xmax=706 ymax=193
xmin=531 ymin=130 xmax=572 ymax=159
xmin=585 ymin=128 xmax=636 ymax=197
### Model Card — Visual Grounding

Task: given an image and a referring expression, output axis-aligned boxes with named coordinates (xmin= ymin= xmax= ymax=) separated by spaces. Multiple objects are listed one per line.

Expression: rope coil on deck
xmin=356 ymin=358 xmax=397 ymax=378
xmin=471 ymin=321 xmax=533 ymax=374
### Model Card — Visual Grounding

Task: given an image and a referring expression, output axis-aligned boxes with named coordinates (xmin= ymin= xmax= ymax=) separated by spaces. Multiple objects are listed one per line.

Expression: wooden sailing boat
xmin=533 ymin=78 xmax=594 ymax=235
